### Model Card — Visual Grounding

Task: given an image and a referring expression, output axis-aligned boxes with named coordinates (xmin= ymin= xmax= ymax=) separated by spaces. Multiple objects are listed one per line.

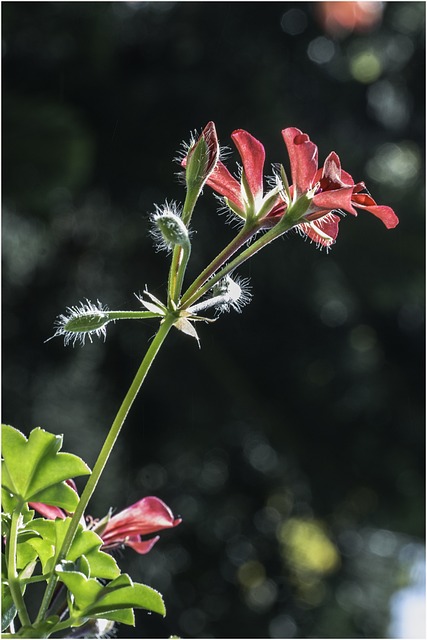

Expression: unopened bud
xmin=183 ymin=121 xmax=220 ymax=191
xmin=155 ymin=212 xmax=189 ymax=248
xmin=150 ymin=203 xmax=190 ymax=253
xmin=188 ymin=275 xmax=252 ymax=316
xmin=46 ymin=299 xmax=111 ymax=347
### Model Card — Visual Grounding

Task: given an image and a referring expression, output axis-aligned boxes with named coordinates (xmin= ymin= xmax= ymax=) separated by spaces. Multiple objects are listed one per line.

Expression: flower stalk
xmin=179 ymin=221 xmax=258 ymax=308
xmin=35 ymin=312 xmax=177 ymax=625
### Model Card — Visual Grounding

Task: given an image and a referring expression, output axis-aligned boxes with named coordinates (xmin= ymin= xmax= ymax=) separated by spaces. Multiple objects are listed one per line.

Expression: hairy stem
xmin=35 ymin=314 xmax=176 ymax=625
xmin=167 ymin=186 xmax=199 ymax=306
xmin=181 ymin=220 xmax=292 ymax=309
xmin=180 ymin=222 xmax=258 ymax=308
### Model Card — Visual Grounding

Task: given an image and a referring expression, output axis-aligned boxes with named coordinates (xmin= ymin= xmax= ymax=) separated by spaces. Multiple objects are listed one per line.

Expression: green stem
xmin=181 ymin=220 xmax=292 ymax=309
xmin=171 ymin=242 xmax=191 ymax=307
xmin=8 ymin=506 xmax=31 ymax=628
xmin=107 ymin=311 xmax=162 ymax=320
xmin=180 ymin=222 xmax=258 ymax=308
xmin=167 ymin=186 xmax=200 ymax=306
xmin=35 ymin=314 xmax=176 ymax=625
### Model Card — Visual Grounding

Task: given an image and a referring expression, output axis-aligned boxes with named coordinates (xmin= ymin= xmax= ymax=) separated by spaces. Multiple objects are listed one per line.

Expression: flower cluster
xmin=204 ymin=125 xmax=398 ymax=248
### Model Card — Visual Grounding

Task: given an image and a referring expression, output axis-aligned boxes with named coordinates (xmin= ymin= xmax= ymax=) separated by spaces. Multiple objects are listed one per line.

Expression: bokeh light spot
xmin=366 ymin=141 xmax=420 ymax=186
xmin=237 ymin=559 xmax=266 ymax=588
xmin=350 ymin=49 xmax=382 ymax=83
xmin=320 ymin=298 xmax=349 ymax=327
xmin=280 ymin=8 xmax=307 ymax=36
xmin=279 ymin=518 xmax=340 ymax=575
xmin=269 ymin=613 xmax=297 ymax=638
xmin=349 ymin=324 xmax=377 ymax=352
xmin=307 ymin=36 xmax=335 ymax=64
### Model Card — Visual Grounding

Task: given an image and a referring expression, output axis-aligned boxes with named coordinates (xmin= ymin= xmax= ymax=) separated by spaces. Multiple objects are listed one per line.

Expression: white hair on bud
xmin=211 ymin=275 xmax=252 ymax=314
xmin=186 ymin=275 xmax=252 ymax=316
xmin=149 ymin=201 xmax=186 ymax=253
xmin=46 ymin=299 xmax=111 ymax=347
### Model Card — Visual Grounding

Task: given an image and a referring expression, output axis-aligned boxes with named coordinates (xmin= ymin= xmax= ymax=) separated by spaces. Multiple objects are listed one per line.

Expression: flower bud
xmin=183 ymin=121 xmax=219 ymax=192
xmin=47 ymin=299 xmax=111 ymax=347
xmin=155 ymin=212 xmax=189 ymax=248
xmin=187 ymin=275 xmax=252 ymax=316
xmin=150 ymin=203 xmax=190 ymax=252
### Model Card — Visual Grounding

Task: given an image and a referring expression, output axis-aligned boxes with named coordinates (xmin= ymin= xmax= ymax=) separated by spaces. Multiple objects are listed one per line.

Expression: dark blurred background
xmin=2 ymin=2 xmax=425 ymax=638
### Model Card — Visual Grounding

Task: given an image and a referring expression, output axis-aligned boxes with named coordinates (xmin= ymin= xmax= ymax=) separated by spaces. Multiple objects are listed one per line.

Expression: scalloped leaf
xmin=1 ymin=425 xmax=90 ymax=507
xmin=2 ymin=489 xmax=35 ymax=522
xmin=56 ymin=568 xmax=165 ymax=623
xmin=19 ymin=518 xmax=120 ymax=580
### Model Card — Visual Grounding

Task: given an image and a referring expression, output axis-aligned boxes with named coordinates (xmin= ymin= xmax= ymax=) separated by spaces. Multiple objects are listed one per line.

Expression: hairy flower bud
xmin=150 ymin=202 xmax=190 ymax=252
xmin=184 ymin=121 xmax=220 ymax=191
xmin=155 ymin=212 xmax=189 ymax=248
xmin=187 ymin=275 xmax=252 ymax=316
xmin=46 ymin=299 xmax=112 ymax=346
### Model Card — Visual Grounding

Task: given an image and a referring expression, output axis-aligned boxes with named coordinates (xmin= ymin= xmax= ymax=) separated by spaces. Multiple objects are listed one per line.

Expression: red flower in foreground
xmin=267 ymin=127 xmax=399 ymax=247
xmin=101 ymin=496 xmax=181 ymax=555
xmin=205 ymin=129 xmax=284 ymax=221
xmin=30 ymin=494 xmax=181 ymax=555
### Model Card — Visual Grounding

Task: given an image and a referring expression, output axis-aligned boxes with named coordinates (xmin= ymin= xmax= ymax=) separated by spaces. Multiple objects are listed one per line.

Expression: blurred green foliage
xmin=2 ymin=2 xmax=425 ymax=638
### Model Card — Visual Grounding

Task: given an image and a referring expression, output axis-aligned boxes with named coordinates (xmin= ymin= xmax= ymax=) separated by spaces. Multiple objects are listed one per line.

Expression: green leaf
xmin=19 ymin=518 xmax=119 ymax=580
xmin=2 ymin=489 xmax=35 ymax=522
xmin=1 ymin=425 xmax=90 ymax=507
xmin=56 ymin=568 xmax=166 ymax=624
xmin=55 ymin=569 xmax=103 ymax=612
xmin=1 ymin=602 xmax=16 ymax=633
xmin=94 ymin=607 xmax=135 ymax=625
xmin=1 ymin=580 xmax=16 ymax=632
xmin=93 ymin=577 xmax=166 ymax=617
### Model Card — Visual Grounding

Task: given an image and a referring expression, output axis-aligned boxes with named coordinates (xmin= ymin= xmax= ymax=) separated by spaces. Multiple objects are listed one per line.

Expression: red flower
xmin=29 ymin=493 xmax=181 ymax=555
xmin=205 ymin=129 xmax=283 ymax=221
xmin=101 ymin=496 xmax=181 ymax=555
xmin=269 ymin=127 xmax=399 ymax=248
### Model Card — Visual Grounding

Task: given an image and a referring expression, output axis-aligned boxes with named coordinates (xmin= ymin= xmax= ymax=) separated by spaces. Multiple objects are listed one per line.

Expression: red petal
xmin=313 ymin=186 xmax=357 ymax=216
xmin=126 ymin=535 xmax=160 ymax=555
xmin=352 ymin=192 xmax=376 ymax=207
xmin=206 ymin=161 xmax=243 ymax=209
xmin=102 ymin=496 xmax=181 ymax=543
xmin=282 ymin=127 xmax=318 ymax=194
xmin=200 ymin=121 xmax=220 ymax=176
xmin=29 ymin=502 xmax=66 ymax=519
xmin=299 ymin=214 xmax=340 ymax=247
xmin=231 ymin=129 xmax=265 ymax=200
xmin=322 ymin=152 xmax=354 ymax=187
xmin=353 ymin=202 xmax=399 ymax=229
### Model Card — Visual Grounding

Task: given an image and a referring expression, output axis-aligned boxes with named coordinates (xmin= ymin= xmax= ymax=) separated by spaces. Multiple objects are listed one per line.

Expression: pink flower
xmin=101 ymin=496 xmax=182 ymax=555
xmin=30 ymin=494 xmax=181 ymax=555
xmin=204 ymin=126 xmax=398 ymax=248
xmin=205 ymin=129 xmax=284 ymax=221
xmin=266 ymin=127 xmax=399 ymax=248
